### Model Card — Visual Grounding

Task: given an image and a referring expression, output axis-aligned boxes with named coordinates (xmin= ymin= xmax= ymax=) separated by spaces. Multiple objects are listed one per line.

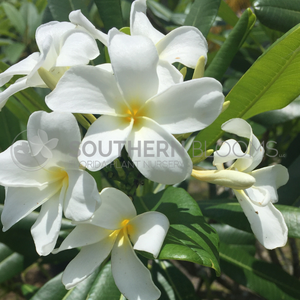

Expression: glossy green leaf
xmin=87 ymin=261 xmax=120 ymax=300
xmin=4 ymin=42 xmax=26 ymax=64
xmin=135 ymin=187 xmax=220 ymax=275
xmin=199 ymin=199 xmax=300 ymax=239
xmin=30 ymin=272 xmax=67 ymax=300
xmin=47 ymin=0 xmax=89 ymax=22
xmin=151 ymin=260 xmax=197 ymax=300
xmin=0 ymin=243 xmax=24 ymax=284
xmin=254 ymin=0 xmax=300 ymax=33
xmin=183 ymin=0 xmax=221 ymax=37
xmin=94 ymin=0 xmax=123 ymax=31
xmin=190 ymin=23 xmax=300 ymax=158
xmin=205 ymin=8 xmax=256 ymax=81
xmin=2 ymin=2 xmax=26 ymax=35
xmin=220 ymin=242 xmax=300 ymax=300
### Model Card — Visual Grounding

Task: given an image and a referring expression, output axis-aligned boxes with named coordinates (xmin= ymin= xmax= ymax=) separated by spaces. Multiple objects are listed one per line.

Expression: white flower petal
xmin=90 ymin=187 xmax=137 ymax=229
xmin=156 ymin=60 xmax=183 ymax=93
xmin=46 ymin=65 xmax=124 ymax=115
xmin=221 ymin=118 xmax=264 ymax=172
xmin=0 ymin=77 xmax=28 ymax=110
xmin=234 ymin=190 xmax=288 ymax=249
xmin=156 ymin=26 xmax=208 ymax=68
xmin=249 ymin=165 xmax=289 ymax=204
xmin=62 ymin=236 xmax=115 ymax=289
xmin=78 ymin=115 xmax=133 ymax=171
xmin=130 ymin=212 xmax=169 ymax=258
xmin=53 ymin=224 xmax=112 ymax=253
xmin=69 ymin=10 xmax=108 ymax=45
xmin=56 ymin=30 xmax=99 ymax=66
xmin=130 ymin=0 xmax=164 ymax=44
xmin=27 ymin=111 xmax=81 ymax=169
xmin=213 ymin=139 xmax=252 ymax=170
xmin=126 ymin=117 xmax=192 ymax=184
xmin=1 ymin=181 xmax=61 ymax=231
xmin=112 ymin=230 xmax=161 ymax=300
xmin=63 ymin=170 xmax=101 ymax=221
xmin=35 ymin=21 xmax=75 ymax=52
xmin=31 ymin=183 xmax=65 ymax=255
xmin=108 ymin=28 xmax=159 ymax=106
xmin=0 ymin=141 xmax=51 ymax=187
xmin=144 ymin=78 xmax=224 ymax=134
xmin=0 ymin=52 xmax=39 ymax=86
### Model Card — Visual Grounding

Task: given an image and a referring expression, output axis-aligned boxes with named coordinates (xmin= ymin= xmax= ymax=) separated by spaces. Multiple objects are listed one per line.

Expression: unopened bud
xmin=191 ymin=168 xmax=255 ymax=190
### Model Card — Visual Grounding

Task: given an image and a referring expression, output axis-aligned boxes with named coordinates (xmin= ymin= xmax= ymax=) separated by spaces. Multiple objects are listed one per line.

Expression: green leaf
xmin=151 ymin=260 xmax=197 ymax=300
xmin=220 ymin=242 xmax=300 ymax=300
xmin=4 ymin=42 xmax=26 ymax=64
xmin=252 ymin=97 xmax=300 ymax=127
xmin=217 ymin=0 xmax=238 ymax=26
xmin=183 ymin=0 xmax=221 ymax=37
xmin=135 ymin=187 xmax=220 ymax=275
xmin=47 ymin=0 xmax=89 ymax=22
xmin=0 ymin=106 xmax=22 ymax=152
xmin=199 ymin=199 xmax=300 ymax=239
xmin=254 ymin=0 xmax=300 ymax=33
xmin=278 ymin=155 xmax=300 ymax=206
xmin=87 ymin=261 xmax=120 ymax=300
xmin=0 ymin=243 xmax=24 ymax=284
xmin=30 ymin=273 xmax=67 ymax=300
xmin=189 ymin=23 xmax=300 ymax=158
xmin=94 ymin=0 xmax=123 ymax=31
xmin=205 ymin=8 xmax=256 ymax=81
xmin=2 ymin=2 xmax=26 ymax=35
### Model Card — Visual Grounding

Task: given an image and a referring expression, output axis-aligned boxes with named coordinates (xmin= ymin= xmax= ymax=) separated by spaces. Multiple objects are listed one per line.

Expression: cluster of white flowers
xmin=0 ymin=0 xmax=289 ymax=299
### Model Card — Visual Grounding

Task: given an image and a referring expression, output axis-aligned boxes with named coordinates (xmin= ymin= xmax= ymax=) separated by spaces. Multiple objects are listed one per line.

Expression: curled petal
xmin=112 ymin=230 xmax=161 ymax=300
xmin=0 ymin=52 xmax=39 ymax=86
xmin=90 ymin=187 xmax=137 ymax=229
xmin=31 ymin=182 xmax=66 ymax=255
xmin=234 ymin=190 xmax=288 ymax=249
xmin=248 ymin=165 xmax=289 ymax=204
xmin=63 ymin=170 xmax=101 ymax=221
xmin=129 ymin=211 xmax=169 ymax=258
xmin=130 ymin=0 xmax=164 ymax=44
xmin=56 ymin=30 xmax=99 ymax=66
xmin=126 ymin=117 xmax=193 ymax=184
xmin=213 ymin=139 xmax=252 ymax=171
xmin=0 ymin=77 xmax=29 ymax=110
xmin=221 ymin=118 xmax=264 ymax=172
xmin=62 ymin=236 xmax=115 ymax=289
xmin=156 ymin=26 xmax=208 ymax=68
xmin=191 ymin=168 xmax=255 ymax=190
xmin=69 ymin=10 xmax=108 ymax=45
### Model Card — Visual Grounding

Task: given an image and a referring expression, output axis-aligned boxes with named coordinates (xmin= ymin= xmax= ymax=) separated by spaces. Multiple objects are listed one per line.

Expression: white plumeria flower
xmin=213 ymin=118 xmax=288 ymax=249
xmin=29 ymin=129 xmax=58 ymax=159
xmin=0 ymin=111 xmax=101 ymax=255
xmin=53 ymin=187 xmax=169 ymax=300
xmin=46 ymin=29 xmax=224 ymax=185
xmin=130 ymin=0 xmax=208 ymax=68
xmin=0 ymin=11 xmax=101 ymax=110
